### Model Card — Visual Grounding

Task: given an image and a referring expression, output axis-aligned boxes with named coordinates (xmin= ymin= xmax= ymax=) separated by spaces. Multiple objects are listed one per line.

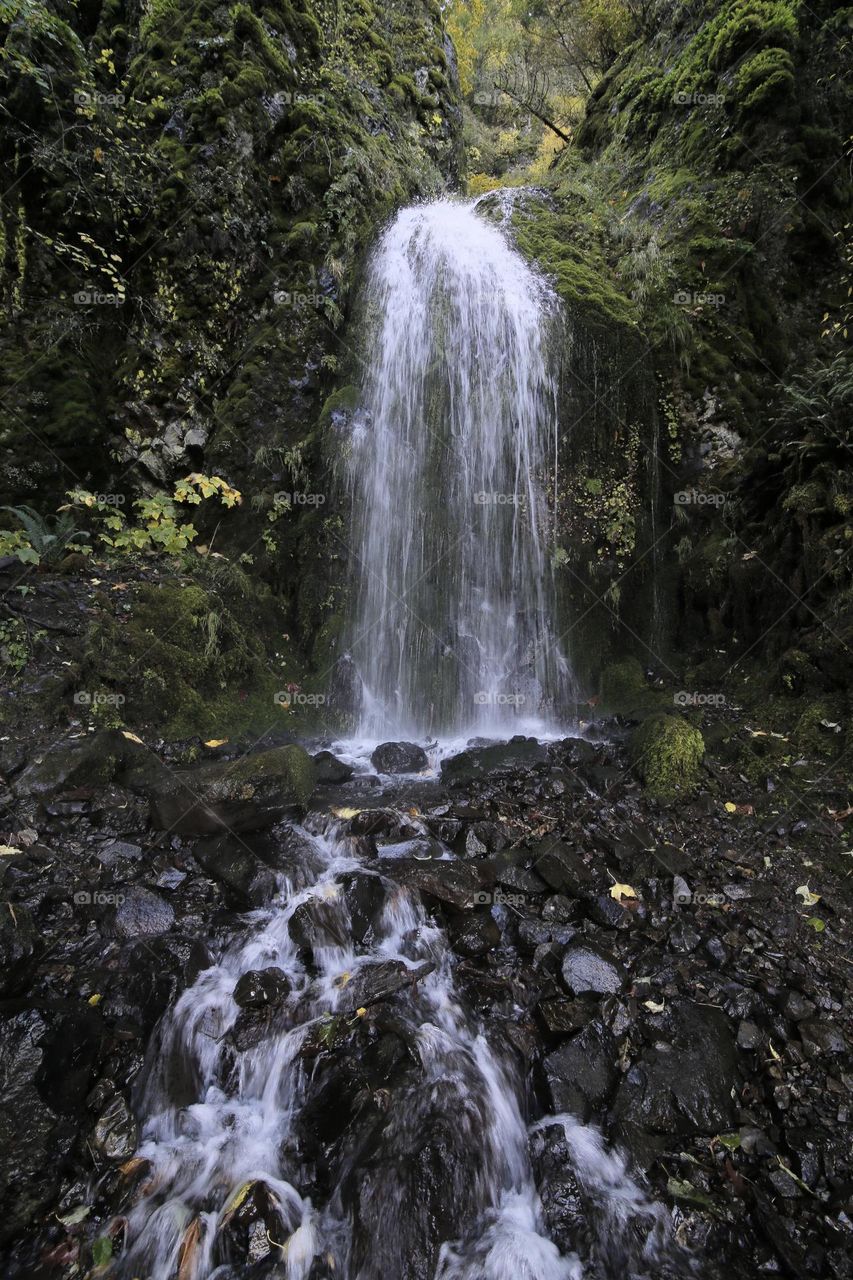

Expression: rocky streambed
xmin=0 ymin=724 xmax=850 ymax=1279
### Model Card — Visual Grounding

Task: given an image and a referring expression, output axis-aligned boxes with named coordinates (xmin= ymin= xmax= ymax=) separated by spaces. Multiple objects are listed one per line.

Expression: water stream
xmin=344 ymin=198 xmax=573 ymax=738
xmin=116 ymin=818 xmax=682 ymax=1280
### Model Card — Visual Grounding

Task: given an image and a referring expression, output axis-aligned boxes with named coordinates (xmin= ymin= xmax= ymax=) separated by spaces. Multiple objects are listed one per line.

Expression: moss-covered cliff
xmin=505 ymin=0 xmax=850 ymax=709
xmin=0 ymin=0 xmax=462 ymax=665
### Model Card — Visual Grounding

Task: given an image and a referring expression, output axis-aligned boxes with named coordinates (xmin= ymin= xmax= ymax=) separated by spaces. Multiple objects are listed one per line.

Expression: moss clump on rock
xmin=599 ymin=656 xmax=664 ymax=714
xmin=630 ymin=714 xmax=705 ymax=800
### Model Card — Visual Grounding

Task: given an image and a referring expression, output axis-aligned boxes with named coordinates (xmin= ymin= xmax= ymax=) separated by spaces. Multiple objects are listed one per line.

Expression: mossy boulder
xmin=149 ymin=744 xmax=316 ymax=834
xmin=630 ymin=715 xmax=705 ymax=801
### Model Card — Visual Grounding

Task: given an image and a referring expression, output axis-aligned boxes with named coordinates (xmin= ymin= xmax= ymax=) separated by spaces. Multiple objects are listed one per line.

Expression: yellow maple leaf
xmin=610 ymin=882 xmax=637 ymax=901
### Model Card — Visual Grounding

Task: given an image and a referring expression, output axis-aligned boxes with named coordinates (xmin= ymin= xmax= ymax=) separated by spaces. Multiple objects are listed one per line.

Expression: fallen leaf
xmin=121 ymin=731 xmax=144 ymax=744
xmin=204 ymin=739 xmax=228 ymax=748
xmin=610 ymin=882 xmax=637 ymax=902
xmin=335 ymin=971 xmax=351 ymax=988
xmin=355 ymin=1007 xmax=367 ymax=1017
xmin=331 ymin=807 xmax=361 ymax=819
xmin=805 ymin=916 xmax=825 ymax=932
xmin=56 ymin=1204 xmax=91 ymax=1227
xmin=643 ymin=998 xmax=665 ymax=1013
xmin=87 ymin=993 xmax=102 ymax=1006
xmin=724 ymin=801 xmax=737 ymax=813
xmin=795 ymin=884 xmax=821 ymax=906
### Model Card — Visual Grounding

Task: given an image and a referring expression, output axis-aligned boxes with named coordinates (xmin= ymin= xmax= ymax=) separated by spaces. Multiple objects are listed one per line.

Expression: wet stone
xmin=543 ymin=1020 xmax=618 ymax=1117
xmin=114 ymin=887 xmax=175 ymax=939
xmin=313 ymin=750 xmax=355 ymax=784
xmin=737 ymin=1020 xmax=764 ymax=1050
xmin=92 ymin=1094 xmax=138 ymax=1160
xmin=370 ymin=741 xmax=428 ymax=774
xmin=233 ymin=967 xmax=291 ymax=1009
xmin=561 ymin=941 xmax=626 ymax=995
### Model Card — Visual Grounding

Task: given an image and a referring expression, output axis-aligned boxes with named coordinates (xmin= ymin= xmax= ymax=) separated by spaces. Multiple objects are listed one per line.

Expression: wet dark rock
xmin=351 ymin=809 xmax=408 ymax=838
xmin=440 ymin=737 xmax=548 ymax=785
xmin=233 ymin=967 xmax=291 ymax=1009
xmin=377 ymin=836 xmax=444 ymax=861
xmin=12 ymin=730 xmax=157 ymax=799
xmin=528 ymin=842 xmax=595 ymax=898
xmin=340 ymin=871 xmax=387 ymax=944
xmin=518 ymin=919 xmax=576 ymax=952
xmin=337 ymin=959 xmax=435 ymax=1014
xmin=115 ymin=934 xmax=212 ymax=1031
xmin=113 ymin=886 xmax=175 ymax=939
xmin=193 ymin=835 xmax=278 ymax=907
xmin=92 ymin=1094 xmax=138 ymax=1160
xmin=96 ymin=838 xmax=143 ymax=867
xmin=736 ymin=1020 xmax=763 ymax=1050
xmin=371 ymin=741 xmax=428 ymax=774
xmin=543 ymin=1020 xmax=618 ymax=1117
xmin=494 ymin=861 xmax=548 ymax=896
xmin=783 ymin=991 xmax=817 ymax=1022
xmin=149 ymin=745 xmax=315 ymax=834
xmin=542 ymin=893 xmax=581 ymax=924
xmin=448 ymin=911 xmax=500 ymax=957
xmin=289 ymin=896 xmax=348 ymax=954
xmin=561 ymin=941 xmax=626 ymax=995
xmin=669 ymin=919 xmax=702 ymax=953
xmin=0 ymin=902 xmax=37 ymax=990
xmin=0 ymin=1011 xmax=73 ymax=1245
xmin=313 ymin=750 xmax=355 ymax=784
xmin=799 ymin=1021 xmax=846 ymax=1057
xmin=538 ymin=997 xmax=594 ymax=1035
xmin=529 ymin=1122 xmax=587 ymax=1255
xmin=587 ymin=893 xmax=632 ymax=930
xmin=610 ymin=1000 xmax=738 ymax=1168
xmin=387 ymin=859 xmax=485 ymax=910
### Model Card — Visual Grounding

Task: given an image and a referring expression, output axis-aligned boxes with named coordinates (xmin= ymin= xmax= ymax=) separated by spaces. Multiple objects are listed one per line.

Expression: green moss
xmin=734 ymin=47 xmax=795 ymax=113
xmin=513 ymin=206 xmax=637 ymax=328
xmin=630 ymin=714 xmax=705 ymax=800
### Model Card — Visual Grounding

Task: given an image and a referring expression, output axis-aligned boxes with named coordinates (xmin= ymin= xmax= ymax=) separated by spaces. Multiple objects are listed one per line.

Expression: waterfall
xmin=344 ymin=198 xmax=573 ymax=738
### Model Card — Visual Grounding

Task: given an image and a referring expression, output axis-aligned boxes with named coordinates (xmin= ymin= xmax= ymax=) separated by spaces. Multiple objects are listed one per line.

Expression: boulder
xmin=371 ymin=741 xmax=429 ymax=774
xmin=313 ymin=750 xmax=355 ymax=784
xmin=149 ymin=744 xmax=316 ymax=834
xmin=610 ymin=1000 xmax=739 ymax=1168
xmin=234 ymin=967 xmax=291 ymax=1009
xmin=561 ymin=942 xmax=626 ymax=995
xmin=114 ymin=887 xmax=175 ymax=939
xmin=543 ymin=1020 xmax=618 ymax=1117
xmin=193 ymin=835 xmax=278 ymax=907
xmin=440 ymin=737 xmax=548 ymax=785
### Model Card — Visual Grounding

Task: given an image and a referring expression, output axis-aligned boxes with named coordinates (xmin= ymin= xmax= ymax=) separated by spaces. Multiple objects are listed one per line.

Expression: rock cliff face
xmin=0 ymin=0 xmax=462 ymax=656
xmin=500 ymin=0 xmax=850 ymax=734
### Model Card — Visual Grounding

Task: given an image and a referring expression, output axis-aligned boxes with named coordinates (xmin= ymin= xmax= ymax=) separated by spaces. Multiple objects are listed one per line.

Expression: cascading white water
xmin=345 ymin=198 xmax=573 ymax=737
xmin=113 ymin=821 xmax=680 ymax=1280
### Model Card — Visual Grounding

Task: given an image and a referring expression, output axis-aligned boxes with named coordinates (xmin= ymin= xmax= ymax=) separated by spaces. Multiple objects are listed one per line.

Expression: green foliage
xmin=0 ymin=616 xmax=30 ymax=671
xmin=734 ymin=47 xmax=795 ymax=113
xmin=66 ymin=474 xmax=242 ymax=556
xmin=0 ymin=505 xmax=89 ymax=564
